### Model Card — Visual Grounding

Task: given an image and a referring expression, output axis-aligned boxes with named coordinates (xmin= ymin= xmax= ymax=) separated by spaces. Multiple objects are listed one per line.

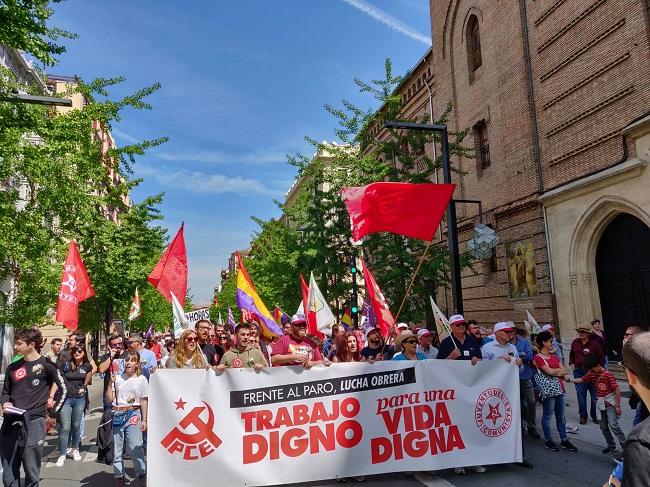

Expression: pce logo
xmin=161 ymin=399 xmax=222 ymax=460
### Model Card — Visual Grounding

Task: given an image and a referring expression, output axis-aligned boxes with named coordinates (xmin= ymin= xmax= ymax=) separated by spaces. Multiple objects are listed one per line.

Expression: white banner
xmin=184 ymin=307 xmax=211 ymax=328
xmin=149 ymin=360 xmax=522 ymax=486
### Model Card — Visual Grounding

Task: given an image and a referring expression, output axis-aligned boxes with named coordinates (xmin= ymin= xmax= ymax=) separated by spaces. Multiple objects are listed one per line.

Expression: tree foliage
xmin=219 ymin=60 xmax=472 ymax=324
xmin=0 ymin=0 xmax=77 ymax=66
xmin=0 ymin=66 xmax=169 ymax=334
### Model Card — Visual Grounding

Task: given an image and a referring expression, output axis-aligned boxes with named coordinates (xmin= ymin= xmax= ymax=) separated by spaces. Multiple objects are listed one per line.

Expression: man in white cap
xmin=436 ymin=314 xmax=482 ymax=363
xmin=396 ymin=323 xmax=410 ymax=334
xmin=271 ymin=314 xmax=325 ymax=368
xmin=361 ymin=327 xmax=394 ymax=361
xmin=416 ymin=329 xmax=438 ymax=359
xmin=481 ymin=322 xmax=523 ymax=365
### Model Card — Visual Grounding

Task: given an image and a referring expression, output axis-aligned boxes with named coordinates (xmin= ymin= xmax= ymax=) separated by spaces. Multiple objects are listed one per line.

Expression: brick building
xmin=369 ymin=0 xmax=649 ymax=353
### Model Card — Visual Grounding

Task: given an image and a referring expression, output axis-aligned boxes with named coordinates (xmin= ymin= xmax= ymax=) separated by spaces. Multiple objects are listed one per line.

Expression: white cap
xmin=417 ymin=329 xmax=433 ymax=338
xmin=542 ymin=324 xmax=555 ymax=332
xmin=291 ymin=314 xmax=307 ymax=325
xmin=396 ymin=322 xmax=409 ymax=330
xmin=494 ymin=321 xmax=515 ymax=332
xmin=449 ymin=314 xmax=466 ymax=326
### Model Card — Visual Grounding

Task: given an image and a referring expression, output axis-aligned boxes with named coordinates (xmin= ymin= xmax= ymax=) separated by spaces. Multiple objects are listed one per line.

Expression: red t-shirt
xmin=534 ymin=353 xmax=565 ymax=392
xmin=271 ymin=335 xmax=323 ymax=366
xmin=581 ymin=369 xmax=618 ymax=398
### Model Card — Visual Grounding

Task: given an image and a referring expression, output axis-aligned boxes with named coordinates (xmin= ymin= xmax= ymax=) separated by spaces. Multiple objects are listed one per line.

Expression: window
xmin=466 ymin=15 xmax=482 ymax=76
xmin=473 ymin=120 xmax=490 ymax=169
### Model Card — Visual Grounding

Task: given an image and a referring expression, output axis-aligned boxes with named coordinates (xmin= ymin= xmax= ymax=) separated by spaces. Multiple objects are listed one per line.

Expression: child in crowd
xmin=566 ymin=354 xmax=625 ymax=458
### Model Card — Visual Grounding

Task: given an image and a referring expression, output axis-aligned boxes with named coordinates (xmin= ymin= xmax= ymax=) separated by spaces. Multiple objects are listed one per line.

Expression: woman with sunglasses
xmin=165 ymin=330 xmax=208 ymax=369
xmin=217 ymin=333 xmax=233 ymax=353
xmin=106 ymin=350 xmax=148 ymax=487
xmin=392 ymin=332 xmax=428 ymax=361
xmin=54 ymin=345 xmax=92 ymax=466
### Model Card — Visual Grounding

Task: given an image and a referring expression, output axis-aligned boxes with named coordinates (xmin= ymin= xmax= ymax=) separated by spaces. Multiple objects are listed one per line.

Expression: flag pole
xmin=393 ymin=240 xmax=433 ymax=323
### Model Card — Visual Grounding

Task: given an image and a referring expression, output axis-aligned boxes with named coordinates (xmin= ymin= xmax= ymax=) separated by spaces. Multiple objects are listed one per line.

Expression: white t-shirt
xmin=113 ymin=373 xmax=148 ymax=407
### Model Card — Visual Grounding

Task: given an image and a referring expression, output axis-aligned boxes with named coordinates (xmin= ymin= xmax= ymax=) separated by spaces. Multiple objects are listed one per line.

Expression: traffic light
xmin=349 ymin=255 xmax=357 ymax=274
xmin=349 ymin=254 xmax=359 ymax=326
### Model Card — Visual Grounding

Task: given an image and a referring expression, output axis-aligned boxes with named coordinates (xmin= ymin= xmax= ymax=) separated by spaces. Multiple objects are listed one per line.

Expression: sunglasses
xmin=185 ymin=336 xmax=198 ymax=343
xmin=72 ymin=348 xmax=85 ymax=354
xmin=403 ymin=340 xmax=418 ymax=345
xmin=110 ymin=343 xmax=123 ymax=349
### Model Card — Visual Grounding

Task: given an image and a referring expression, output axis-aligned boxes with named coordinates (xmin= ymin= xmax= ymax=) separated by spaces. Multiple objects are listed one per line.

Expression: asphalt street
xmin=2 ymin=375 xmax=631 ymax=487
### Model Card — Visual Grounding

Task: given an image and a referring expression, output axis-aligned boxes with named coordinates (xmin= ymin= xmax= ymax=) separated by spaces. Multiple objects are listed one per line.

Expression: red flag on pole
xmin=55 ymin=241 xmax=95 ymax=331
xmin=299 ymin=273 xmax=322 ymax=339
xmin=340 ymin=182 xmax=455 ymax=241
xmin=147 ymin=223 xmax=188 ymax=307
xmin=361 ymin=258 xmax=395 ymax=338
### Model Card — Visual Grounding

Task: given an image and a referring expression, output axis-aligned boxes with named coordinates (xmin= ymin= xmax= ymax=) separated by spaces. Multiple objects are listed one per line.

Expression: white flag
xmin=525 ymin=309 xmax=542 ymax=334
xmin=171 ymin=291 xmax=190 ymax=338
xmin=429 ymin=296 xmax=457 ymax=348
xmin=307 ymin=272 xmax=335 ymax=336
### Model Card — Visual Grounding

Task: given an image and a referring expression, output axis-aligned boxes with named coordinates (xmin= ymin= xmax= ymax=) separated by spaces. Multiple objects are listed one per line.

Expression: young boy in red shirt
xmin=567 ymin=354 xmax=626 ymax=457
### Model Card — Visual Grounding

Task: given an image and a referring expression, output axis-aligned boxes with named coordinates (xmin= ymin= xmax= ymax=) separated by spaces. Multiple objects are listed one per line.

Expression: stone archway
xmin=567 ymin=196 xmax=650 ymax=346
xmin=596 ymin=214 xmax=650 ymax=356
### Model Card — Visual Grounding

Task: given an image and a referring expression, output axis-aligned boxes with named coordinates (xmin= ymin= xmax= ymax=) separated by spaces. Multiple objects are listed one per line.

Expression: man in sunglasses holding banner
xmin=98 ymin=335 xmax=128 ymax=410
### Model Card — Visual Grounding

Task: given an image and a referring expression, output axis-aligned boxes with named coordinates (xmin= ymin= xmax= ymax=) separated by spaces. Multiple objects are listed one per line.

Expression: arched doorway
xmin=596 ymin=214 xmax=650 ymax=358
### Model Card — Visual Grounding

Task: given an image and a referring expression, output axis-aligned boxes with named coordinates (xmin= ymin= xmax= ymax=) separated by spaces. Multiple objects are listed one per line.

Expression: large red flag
xmin=299 ymin=274 xmax=322 ymax=339
xmin=361 ymin=258 xmax=395 ymax=338
xmin=147 ymin=223 xmax=188 ymax=307
xmin=55 ymin=241 xmax=95 ymax=331
xmin=340 ymin=182 xmax=455 ymax=241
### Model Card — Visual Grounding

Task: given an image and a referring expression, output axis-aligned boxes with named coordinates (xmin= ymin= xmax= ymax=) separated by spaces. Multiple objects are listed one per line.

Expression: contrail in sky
xmin=340 ymin=0 xmax=431 ymax=46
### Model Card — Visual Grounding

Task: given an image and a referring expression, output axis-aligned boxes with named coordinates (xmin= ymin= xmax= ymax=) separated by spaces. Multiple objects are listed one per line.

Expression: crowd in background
xmin=2 ymin=315 xmax=650 ymax=487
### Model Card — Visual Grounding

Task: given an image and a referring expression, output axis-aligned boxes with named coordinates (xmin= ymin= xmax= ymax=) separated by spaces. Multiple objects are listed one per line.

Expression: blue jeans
xmin=541 ymin=394 xmax=567 ymax=442
xmin=600 ymin=405 xmax=626 ymax=450
xmin=113 ymin=410 xmax=146 ymax=478
xmin=58 ymin=397 xmax=85 ymax=455
xmin=573 ymin=368 xmax=597 ymax=419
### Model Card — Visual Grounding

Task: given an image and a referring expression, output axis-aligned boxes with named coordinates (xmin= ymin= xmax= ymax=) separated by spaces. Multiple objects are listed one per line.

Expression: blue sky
xmin=50 ymin=0 xmax=431 ymax=304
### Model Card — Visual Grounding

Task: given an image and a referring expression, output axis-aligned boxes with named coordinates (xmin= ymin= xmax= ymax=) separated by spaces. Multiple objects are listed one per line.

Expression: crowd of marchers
xmin=1 ymin=315 xmax=650 ymax=487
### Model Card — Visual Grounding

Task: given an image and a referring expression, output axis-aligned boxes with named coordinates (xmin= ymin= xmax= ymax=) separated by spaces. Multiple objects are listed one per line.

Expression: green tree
xmin=0 ymin=0 xmax=77 ymax=65
xmin=0 ymin=68 xmax=168 ymax=333
xmin=247 ymin=59 xmax=472 ymax=323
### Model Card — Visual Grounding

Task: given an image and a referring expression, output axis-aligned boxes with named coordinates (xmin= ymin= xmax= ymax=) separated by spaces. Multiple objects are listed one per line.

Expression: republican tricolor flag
xmin=55 ymin=241 xmax=95 ymax=331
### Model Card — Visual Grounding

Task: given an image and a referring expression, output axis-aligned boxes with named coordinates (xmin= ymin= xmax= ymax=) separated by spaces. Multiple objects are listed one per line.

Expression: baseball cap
xmin=291 ymin=314 xmax=307 ymax=325
xmin=417 ymin=329 xmax=433 ymax=338
xmin=541 ymin=324 xmax=555 ymax=332
xmin=365 ymin=327 xmax=381 ymax=339
xmin=396 ymin=322 xmax=409 ymax=330
xmin=494 ymin=322 xmax=515 ymax=332
xmin=449 ymin=314 xmax=466 ymax=326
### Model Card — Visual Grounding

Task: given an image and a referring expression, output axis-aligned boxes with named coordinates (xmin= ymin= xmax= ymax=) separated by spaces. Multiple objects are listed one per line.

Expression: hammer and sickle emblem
xmin=161 ymin=401 xmax=222 ymax=453
xmin=63 ymin=274 xmax=77 ymax=293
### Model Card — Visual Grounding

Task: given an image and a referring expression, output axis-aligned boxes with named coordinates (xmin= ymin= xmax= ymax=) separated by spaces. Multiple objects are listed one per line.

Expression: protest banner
xmin=184 ymin=307 xmax=211 ymax=328
xmin=149 ymin=360 xmax=522 ymax=486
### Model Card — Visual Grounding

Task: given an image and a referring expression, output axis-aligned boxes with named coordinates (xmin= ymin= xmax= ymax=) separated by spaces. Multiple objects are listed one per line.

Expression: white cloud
xmin=340 ymin=0 xmax=431 ymax=45
xmin=156 ymin=149 xmax=288 ymax=165
xmin=112 ymin=128 xmax=140 ymax=144
xmin=136 ymin=163 xmax=281 ymax=196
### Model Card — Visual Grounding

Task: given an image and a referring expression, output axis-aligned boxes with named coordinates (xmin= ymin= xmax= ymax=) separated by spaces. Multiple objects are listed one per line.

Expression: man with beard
xmin=467 ymin=320 xmax=482 ymax=341
xmin=218 ymin=323 xmax=267 ymax=370
xmin=195 ymin=319 xmax=224 ymax=368
xmin=271 ymin=314 xmax=325 ymax=368
xmin=361 ymin=327 xmax=394 ymax=361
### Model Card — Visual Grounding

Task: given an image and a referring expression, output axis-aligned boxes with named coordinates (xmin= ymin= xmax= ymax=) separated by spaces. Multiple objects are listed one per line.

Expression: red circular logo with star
xmin=475 ymin=388 xmax=513 ymax=437
xmin=13 ymin=367 xmax=27 ymax=381
xmin=232 ymin=357 xmax=243 ymax=368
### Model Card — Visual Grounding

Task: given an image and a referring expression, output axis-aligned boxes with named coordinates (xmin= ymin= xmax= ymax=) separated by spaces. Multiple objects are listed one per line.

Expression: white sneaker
xmin=72 ymin=449 xmax=82 ymax=461
xmin=66 ymin=447 xmax=72 ymax=455
xmin=454 ymin=467 xmax=466 ymax=475
xmin=55 ymin=455 xmax=66 ymax=467
xmin=473 ymin=465 xmax=487 ymax=473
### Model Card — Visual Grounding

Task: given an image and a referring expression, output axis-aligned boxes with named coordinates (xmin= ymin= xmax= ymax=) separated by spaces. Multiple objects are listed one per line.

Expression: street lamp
xmin=384 ymin=121 xmax=464 ymax=315
xmin=1 ymin=93 xmax=72 ymax=107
